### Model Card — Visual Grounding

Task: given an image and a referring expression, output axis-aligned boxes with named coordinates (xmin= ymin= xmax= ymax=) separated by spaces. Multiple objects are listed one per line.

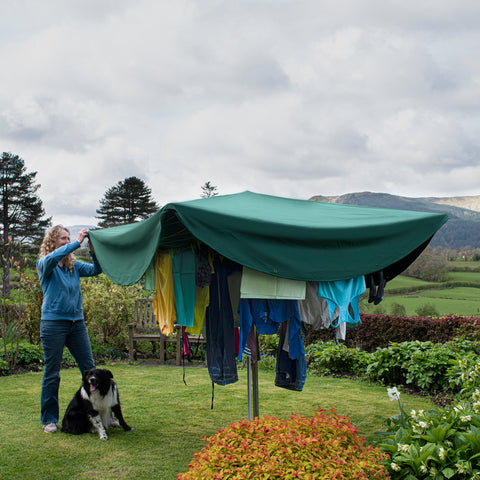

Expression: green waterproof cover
xmin=88 ymin=191 xmax=448 ymax=286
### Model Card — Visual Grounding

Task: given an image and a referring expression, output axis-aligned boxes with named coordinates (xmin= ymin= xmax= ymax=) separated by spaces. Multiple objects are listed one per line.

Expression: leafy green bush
xmin=258 ymin=334 xmax=279 ymax=357
xmin=0 ymin=341 xmax=42 ymax=367
xmin=415 ymin=303 xmax=440 ymax=317
xmin=20 ymin=272 xmax=43 ymax=344
xmin=257 ymin=354 xmax=276 ymax=371
xmin=306 ymin=341 xmax=370 ymax=376
xmin=391 ymin=302 xmax=407 ymax=316
xmin=177 ymin=408 xmax=389 ymax=479
xmin=380 ymin=391 xmax=480 ymax=479
xmin=81 ymin=275 xmax=148 ymax=356
xmin=367 ymin=341 xmax=432 ymax=386
xmin=404 ymin=344 xmax=458 ymax=393
xmin=0 ymin=357 xmax=8 ymax=375
xmin=447 ymin=353 xmax=480 ymax=399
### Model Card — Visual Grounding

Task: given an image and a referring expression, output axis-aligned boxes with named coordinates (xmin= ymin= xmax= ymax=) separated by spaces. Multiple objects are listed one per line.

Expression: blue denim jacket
xmin=37 ymin=241 xmax=102 ymax=320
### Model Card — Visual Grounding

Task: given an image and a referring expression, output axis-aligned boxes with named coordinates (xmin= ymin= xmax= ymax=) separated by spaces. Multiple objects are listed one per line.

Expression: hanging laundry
xmin=186 ymin=285 xmax=209 ymax=336
xmin=144 ymin=257 xmax=156 ymax=291
xmin=317 ymin=276 xmax=366 ymax=327
xmin=275 ymin=321 xmax=307 ymax=392
xmin=238 ymin=298 xmax=304 ymax=361
xmin=365 ymin=270 xmax=386 ymax=305
xmin=298 ymin=281 xmax=347 ymax=340
xmin=298 ymin=281 xmax=335 ymax=329
xmin=195 ymin=249 xmax=212 ymax=288
xmin=152 ymin=251 xmax=176 ymax=336
xmin=205 ymin=258 xmax=238 ymax=386
xmin=172 ymin=249 xmax=196 ymax=327
xmin=186 ymin=249 xmax=214 ymax=335
xmin=240 ymin=267 xmax=306 ymax=300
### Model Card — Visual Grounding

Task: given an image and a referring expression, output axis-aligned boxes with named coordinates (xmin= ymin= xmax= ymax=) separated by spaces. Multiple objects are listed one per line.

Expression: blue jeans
xmin=275 ymin=321 xmax=307 ymax=392
xmin=205 ymin=260 xmax=238 ymax=386
xmin=40 ymin=320 xmax=95 ymax=424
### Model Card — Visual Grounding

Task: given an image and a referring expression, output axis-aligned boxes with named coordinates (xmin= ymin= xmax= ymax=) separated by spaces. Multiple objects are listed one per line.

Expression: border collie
xmin=61 ymin=368 xmax=133 ymax=440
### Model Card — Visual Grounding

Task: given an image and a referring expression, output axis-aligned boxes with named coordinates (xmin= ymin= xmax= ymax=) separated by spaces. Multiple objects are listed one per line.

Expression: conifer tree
xmin=96 ymin=176 xmax=159 ymax=228
xmin=0 ymin=152 xmax=51 ymax=295
xmin=201 ymin=181 xmax=218 ymax=198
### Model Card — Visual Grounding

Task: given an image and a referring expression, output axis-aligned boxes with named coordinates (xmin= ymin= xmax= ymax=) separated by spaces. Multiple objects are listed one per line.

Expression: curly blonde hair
xmin=39 ymin=225 xmax=76 ymax=273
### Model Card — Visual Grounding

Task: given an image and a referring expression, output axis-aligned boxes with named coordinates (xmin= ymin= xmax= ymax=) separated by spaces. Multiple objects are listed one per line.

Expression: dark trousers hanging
xmin=275 ymin=321 xmax=307 ymax=391
xmin=205 ymin=260 xmax=238 ymax=386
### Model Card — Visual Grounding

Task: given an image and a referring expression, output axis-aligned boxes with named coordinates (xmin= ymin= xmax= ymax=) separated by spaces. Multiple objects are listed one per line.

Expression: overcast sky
xmin=1 ymin=0 xmax=479 ymax=226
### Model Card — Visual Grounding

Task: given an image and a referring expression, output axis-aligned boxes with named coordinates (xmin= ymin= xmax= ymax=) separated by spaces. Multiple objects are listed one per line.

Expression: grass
xmin=378 ymin=262 xmax=480 ymax=317
xmin=381 ymin=287 xmax=480 ymax=316
xmin=0 ymin=363 xmax=435 ymax=480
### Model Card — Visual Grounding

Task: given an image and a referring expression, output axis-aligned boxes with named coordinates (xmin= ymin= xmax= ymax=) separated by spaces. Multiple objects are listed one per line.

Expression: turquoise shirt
xmin=36 ymin=241 xmax=102 ymax=321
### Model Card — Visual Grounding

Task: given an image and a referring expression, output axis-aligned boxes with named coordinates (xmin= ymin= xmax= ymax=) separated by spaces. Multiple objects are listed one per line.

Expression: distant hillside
xmin=427 ymin=195 xmax=480 ymax=213
xmin=309 ymin=192 xmax=480 ymax=249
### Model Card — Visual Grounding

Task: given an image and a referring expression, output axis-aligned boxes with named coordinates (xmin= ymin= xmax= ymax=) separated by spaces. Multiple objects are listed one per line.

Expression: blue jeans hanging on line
xmin=205 ymin=259 xmax=238 ymax=386
xmin=275 ymin=320 xmax=307 ymax=392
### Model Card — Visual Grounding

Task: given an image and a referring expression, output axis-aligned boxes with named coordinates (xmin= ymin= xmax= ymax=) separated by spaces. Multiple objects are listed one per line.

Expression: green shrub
xmin=257 ymin=354 xmax=276 ymax=371
xmin=391 ymin=302 xmax=407 ymax=316
xmin=177 ymin=408 xmax=389 ymax=479
xmin=447 ymin=353 xmax=480 ymax=399
xmin=306 ymin=341 xmax=370 ymax=376
xmin=81 ymin=275 xmax=148 ymax=355
xmin=0 ymin=357 xmax=8 ymax=375
xmin=380 ymin=391 xmax=480 ymax=479
xmin=404 ymin=344 xmax=458 ymax=393
xmin=258 ymin=334 xmax=279 ymax=357
xmin=0 ymin=341 xmax=42 ymax=368
xmin=415 ymin=303 xmax=440 ymax=317
xmin=20 ymin=272 xmax=43 ymax=344
xmin=367 ymin=341 xmax=432 ymax=386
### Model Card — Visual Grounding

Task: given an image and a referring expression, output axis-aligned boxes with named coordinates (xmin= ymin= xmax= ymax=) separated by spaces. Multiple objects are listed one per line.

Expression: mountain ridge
xmin=309 ymin=192 xmax=480 ymax=249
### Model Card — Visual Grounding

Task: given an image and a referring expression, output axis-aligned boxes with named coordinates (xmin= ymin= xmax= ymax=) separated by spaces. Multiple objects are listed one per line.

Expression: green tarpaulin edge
xmin=88 ymin=191 xmax=448 ymax=286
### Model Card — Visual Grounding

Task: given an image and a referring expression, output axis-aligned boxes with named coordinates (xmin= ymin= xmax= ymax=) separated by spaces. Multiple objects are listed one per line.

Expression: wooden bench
xmin=128 ymin=298 xmax=206 ymax=365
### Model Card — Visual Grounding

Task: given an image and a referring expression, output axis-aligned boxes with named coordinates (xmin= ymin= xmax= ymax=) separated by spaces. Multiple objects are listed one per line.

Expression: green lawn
xmin=0 ymin=364 xmax=434 ymax=480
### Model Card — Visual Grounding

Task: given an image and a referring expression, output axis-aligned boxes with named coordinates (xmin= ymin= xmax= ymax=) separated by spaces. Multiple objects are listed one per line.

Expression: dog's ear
xmin=105 ymin=369 xmax=114 ymax=379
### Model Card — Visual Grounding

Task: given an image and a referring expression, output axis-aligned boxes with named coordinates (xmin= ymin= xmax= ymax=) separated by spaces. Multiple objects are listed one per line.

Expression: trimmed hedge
xmin=304 ymin=314 xmax=480 ymax=352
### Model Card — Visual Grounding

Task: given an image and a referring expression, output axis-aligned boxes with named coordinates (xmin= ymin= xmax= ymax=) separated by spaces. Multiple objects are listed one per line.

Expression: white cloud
xmin=1 ymin=0 xmax=479 ymax=226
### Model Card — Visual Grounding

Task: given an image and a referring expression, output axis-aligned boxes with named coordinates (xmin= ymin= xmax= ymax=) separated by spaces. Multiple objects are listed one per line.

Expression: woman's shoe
xmin=42 ymin=423 xmax=57 ymax=433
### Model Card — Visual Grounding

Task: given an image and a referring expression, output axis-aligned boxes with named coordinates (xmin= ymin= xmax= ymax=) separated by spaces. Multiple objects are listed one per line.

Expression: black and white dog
xmin=61 ymin=368 xmax=133 ymax=440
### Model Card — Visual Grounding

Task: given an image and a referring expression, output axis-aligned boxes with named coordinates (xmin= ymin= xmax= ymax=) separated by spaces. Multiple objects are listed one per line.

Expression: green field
xmin=367 ymin=261 xmax=480 ymax=317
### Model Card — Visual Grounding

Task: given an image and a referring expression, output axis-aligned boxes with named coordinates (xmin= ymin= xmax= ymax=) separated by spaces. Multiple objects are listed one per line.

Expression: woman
xmin=37 ymin=226 xmax=102 ymax=433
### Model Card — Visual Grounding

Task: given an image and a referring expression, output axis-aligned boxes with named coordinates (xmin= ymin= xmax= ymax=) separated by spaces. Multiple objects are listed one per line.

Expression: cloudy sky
xmin=1 ymin=0 xmax=479 ymax=226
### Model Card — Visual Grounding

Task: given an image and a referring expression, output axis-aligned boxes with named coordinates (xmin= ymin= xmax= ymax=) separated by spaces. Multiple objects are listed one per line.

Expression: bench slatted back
xmin=134 ymin=298 xmax=159 ymax=332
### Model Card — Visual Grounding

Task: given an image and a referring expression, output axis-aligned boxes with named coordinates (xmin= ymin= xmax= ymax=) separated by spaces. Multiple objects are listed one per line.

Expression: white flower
xmin=397 ymin=443 xmax=409 ymax=453
xmin=387 ymin=387 xmax=401 ymax=401
xmin=461 ymin=415 xmax=472 ymax=423
xmin=438 ymin=447 xmax=446 ymax=460
xmin=419 ymin=463 xmax=428 ymax=474
xmin=391 ymin=462 xmax=401 ymax=472
xmin=419 ymin=421 xmax=428 ymax=429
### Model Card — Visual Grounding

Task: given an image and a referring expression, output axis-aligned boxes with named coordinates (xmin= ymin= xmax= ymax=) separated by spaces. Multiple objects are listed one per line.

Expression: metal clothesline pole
xmin=247 ymin=326 xmax=259 ymax=421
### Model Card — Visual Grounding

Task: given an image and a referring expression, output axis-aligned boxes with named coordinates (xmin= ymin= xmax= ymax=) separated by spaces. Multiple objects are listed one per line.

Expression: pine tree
xmin=0 ymin=152 xmax=51 ymax=295
xmin=201 ymin=181 xmax=219 ymax=198
xmin=96 ymin=176 xmax=159 ymax=228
